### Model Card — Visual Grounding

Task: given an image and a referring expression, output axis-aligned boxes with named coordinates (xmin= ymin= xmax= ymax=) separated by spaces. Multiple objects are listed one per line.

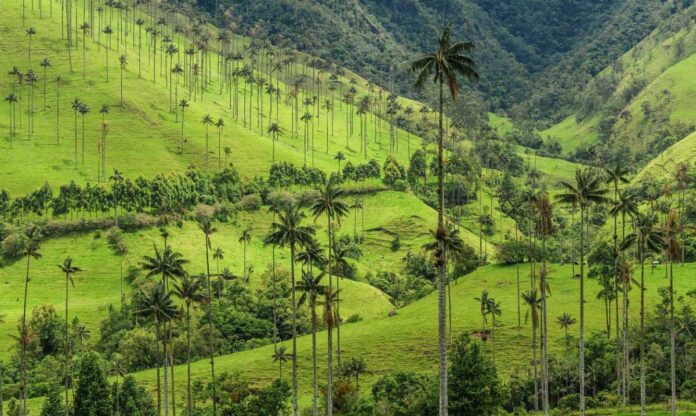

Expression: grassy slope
xmin=127 ymin=262 xmax=696 ymax=409
xmin=542 ymin=7 xmax=696 ymax=155
xmin=634 ymin=130 xmax=696 ymax=183
xmin=0 ymin=189 xmax=481 ymax=358
xmin=0 ymin=0 xmax=422 ymax=196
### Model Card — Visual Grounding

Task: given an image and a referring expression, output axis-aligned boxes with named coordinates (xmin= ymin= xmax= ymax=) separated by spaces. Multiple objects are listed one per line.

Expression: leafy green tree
xmin=113 ymin=376 xmax=156 ymax=416
xmin=73 ymin=352 xmax=110 ymax=416
xmin=412 ymin=25 xmax=478 ymax=416
xmin=40 ymin=388 xmax=65 ymax=416
xmin=448 ymin=333 xmax=504 ymax=416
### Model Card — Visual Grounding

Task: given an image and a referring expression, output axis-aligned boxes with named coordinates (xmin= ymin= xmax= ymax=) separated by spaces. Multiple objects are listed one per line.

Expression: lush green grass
xmin=0 ymin=0 xmax=423 ymax=196
xmin=542 ymin=114 xmax=600 ymax=153
xmin=123 ymin=262 xmax=696 ymax=410
xmin=634 ymin=130 xmax=696 ymax=183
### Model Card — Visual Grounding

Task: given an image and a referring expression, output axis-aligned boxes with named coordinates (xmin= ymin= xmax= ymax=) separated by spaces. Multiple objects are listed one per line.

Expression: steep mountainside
xmin=205 ymin=0 xmax=683 ymax=121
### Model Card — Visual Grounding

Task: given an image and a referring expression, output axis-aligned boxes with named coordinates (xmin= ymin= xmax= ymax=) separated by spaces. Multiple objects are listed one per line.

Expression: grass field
xmin=0 ymin=0 xmax=426 ymax=196
xmin=120 ymin=262 xmax=696 ymax=409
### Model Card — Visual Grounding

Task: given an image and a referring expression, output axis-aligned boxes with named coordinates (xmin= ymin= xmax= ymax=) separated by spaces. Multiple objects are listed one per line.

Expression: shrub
xmin=238 ymin=194 xmax=262 ymax=211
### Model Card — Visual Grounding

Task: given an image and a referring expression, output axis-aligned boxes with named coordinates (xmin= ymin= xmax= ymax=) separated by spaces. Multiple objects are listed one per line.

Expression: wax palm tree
xmin=556 ymin=168 xmax=609 ymax=415
xmin=534 ymin=192 xmax=553 ymax=414
xmin=301 ymin=111 xmax=313 ymax=166
xmin=605 ymin=164 xmax=631 ymax=396
xmin=19 ymin=235 xmax=40 ymax=416
xmin=224 ymin=146 xmax=231 ymax=165
xmin=119 ymin=55 xmax=127 ymax=106
xmin=71 ymin=98 xmax=82 ymax=167
xmin=311 ymin=182 xmax=349 ymax=373
xmin=272 ymin=345 xmax=291 ymax=381
xmin=321 ymin=285 xmax=341 ymax=416
xmin=173 ymin=274 xmax=205 ymax=416
xmin=58 ymin=257 xmax=81 ymax=416
xmin=664 ymin=209 xmax=681 ymax=416
xmin=4 ymin=93 xmax=18 ymax=138
xmin=334 ymin=151 xmax=345 ymax=173
xmin=235 ymin=228 xmax=251 ymax=281
xmin=297 ymin=270 xmax=326 ymax=416
xmin=412 ymin=25 xmax=478 ymax=415
xmin=141 ymin=244 xmax=188 ymax=287
xmin=616 ymin=256 xmax=638 ymax=404
xmin=26 ymin=27 xmax=36 ymax=66
xmin=78 ymin=102 xmax=90 ymax=163
xmin=474 ymin=290 xmax=490 ymax=336
xmin=197 ymin=217 xmax=219 ymax=416
xmin=201 ymin=114 xmax=213 ymax=169
xmin=138 ymin=282 xmax=177 ymax=416
xmin=523 ymin=288 xmax=542 ymax=411
xmin=215 ymin=118 xmax=224 ymax=171
xmin=557 ymin=313 xmax=577 ymax=356
xmin=79 ymin=23 xmax=90 ymax=79
xmin=212 ymin=247 xmax=224 ymax=281
xmin=621 ymin=212 xmax=664 ymax=414
xmin=179 ymin=99 xmax=189 ymax=154
xmin=103 ymin=354 xmax=125 ymax=410
xmin=103 ymin=26 xmax=113 ymax=82
xmin=267 ymin=122 xmax=283 ymax=164
xmin=264 ymin=203 xmax=316 ymax=416
xmin=39 ymin=58 xmax=51 ymax=109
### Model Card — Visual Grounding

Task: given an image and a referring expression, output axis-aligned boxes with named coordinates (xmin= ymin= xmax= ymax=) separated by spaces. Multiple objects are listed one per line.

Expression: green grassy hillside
xmin=126 ymin=262 xmax=696 ymax=407
xmin=0 ymin=0 xmax=424 ymax=196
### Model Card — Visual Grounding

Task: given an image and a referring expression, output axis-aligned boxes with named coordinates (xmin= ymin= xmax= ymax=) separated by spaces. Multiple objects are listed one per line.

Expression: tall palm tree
xmin=119 ymin=54 xmax=127 ymax=106
xmin=621 ymin=212 xmax=664 ymax=415
xmin=71 ymin=98 xmax=82 ymax=167
xmin=103 ymin=26 xmax=113 ymax=82
xmin=20 ymin=236 xmax=41 ymax=416
xmin=334 ymin=151 xmax=345 ymax=173
xmin=26 ymin=27 xmax=36 ymax=66
xmin=523 ymin=288 xmax=542 ymax=411
xmin=297 ymin=270 xmax=326 ymax=416
xmin=79 ymin=23 xmax=90 ymax=79
xmin=179 ymin=99 xmax=189 ymax=154
xmin=78 ymin=102 xmax=89 ymax=164
xmin=557 ymin=313 xmax=577 ymax=356
xmin=173 ymin=274 xmax=205 ymax=416
xmin=605 ymin=164 xmax=631 ymax=397
xmin=310 ymin=183 xmax=349 ymax=387
xmin=109 ymin=354 xmax=127 ymax=416
xmin=39 ymin=58 xmax=51 ymax=110
xmin=215 ymin=118 xmax=224 ymax=171
xmin=137 ymin=282 xmax=177 ymax=416
xmin=58 ymin=257 xmax=81 ymax=416
xmin=272 ymin=345 xmax=290 ymax=380
xmin=321 ymin=285 xmax=340 ymax=416
xmin=239 ymin=228 xmax=252 ymax=282
xmin=534 ymin=192 xmax=553 ymax=415
xmin=197 ymin=218 xmax=218 ymax=416
xmin=201 ymin=114 xmax=213 ymax=170
xmin=664 ymin=209 xmax=681 ymax=416
xmin=267 ymin=122 xmax=283 ymax=164
xmin=264 ymin=203 xmax=316 ymax=416
xmin=412 ymin=25 xmax=478 ymax=416
xmin=556 ymin=169 xmax=609 ymax=415
xmin=4 ymin=93 xmax=18 ymax=139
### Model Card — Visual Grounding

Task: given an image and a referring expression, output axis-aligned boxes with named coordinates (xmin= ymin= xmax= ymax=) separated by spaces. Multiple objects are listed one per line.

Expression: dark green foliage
xmin=39 ymin=388 xmax=65 ymax=416
xmin=73 ymin=352 xmax=111 ymax=416
xmin=28 ymin=305 xmax=62 ymax=358
xmin=371 ymin=372 xmax=436 ymax=416
xmin=448 ymin=333 xmax=504 ymax=415
xmin=112 ymin=376 xmax=156 ymax=416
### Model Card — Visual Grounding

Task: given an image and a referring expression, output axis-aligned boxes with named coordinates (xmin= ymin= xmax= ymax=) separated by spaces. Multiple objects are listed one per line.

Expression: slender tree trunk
xmin=311 ymin=302 xmax=318 ymax=416
xmin=186 ymin=304 xmax=193 ymax=416
xmin=290 ymin=244 xmax=299 ymax=416
xmin=20 ymin=255 xmax=31 ymax=416
xmin=155 ymin=320 xmax=162 ymax=416
xmin=437 ymin=79 xmax=448 ymax=416
xmin=579 ymin=207 xmax=586 ymax=416
xmin=670 ymin=259 xmax=676 ymax=416
xmin=204 ymin=236 xmax=217 ymax=416
xmin=64 ymin=272 xmax=71 ymax=416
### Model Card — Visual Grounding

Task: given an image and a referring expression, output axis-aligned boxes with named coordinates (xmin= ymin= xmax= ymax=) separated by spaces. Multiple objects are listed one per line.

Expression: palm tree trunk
xmin=290 ymin=244 xmax=299 ymax=416
xmin=155 ymin=320 xmax=162 ymax=416
xmin=204 ymin=237 xmax=217 ymax=416
xmin=579 ymin=207 xmax=586 ymax=416
xmin=186 ymin=304 xmax=192 ymax=416
xmin=64 ymin=272 xmax=70 ymax=416
xmin=670 ymin=260 xmax=676 ymax=416
xmin=640 ymin=243 xmax=646 ymax=415
xmin=436 ymin=78 xmax=448 ymax=416
xmin=21 ymin=254 xmax=31 ymax=416
xmin=311 ymin=302 xmax=318 ymax=416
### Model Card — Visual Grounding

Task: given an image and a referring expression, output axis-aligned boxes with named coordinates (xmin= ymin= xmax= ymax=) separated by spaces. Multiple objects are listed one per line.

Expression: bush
xmin=0 ymin=231 xmax=27 ymax=259
xmin=238 ymin=194 xmax=262 ymax=211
